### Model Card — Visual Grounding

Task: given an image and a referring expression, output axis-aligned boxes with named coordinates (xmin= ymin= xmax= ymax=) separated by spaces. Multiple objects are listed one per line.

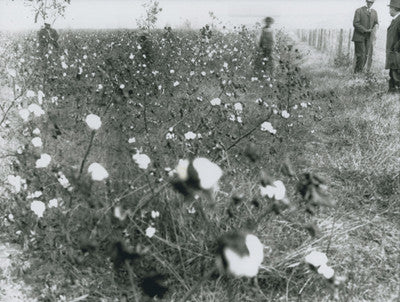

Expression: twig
xmin=78 ymin=130 xmax=96 ymax=179
xmin=125 ymin=260 xmax=139 ymax=302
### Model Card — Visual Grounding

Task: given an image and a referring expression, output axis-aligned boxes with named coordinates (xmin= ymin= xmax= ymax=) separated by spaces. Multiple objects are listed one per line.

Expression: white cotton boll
xmin=261 ymin=180 xmax=286 ymax=200
xmin=61 ymin=61 xmax=68 ymax=69
xmin=26 ymin=90 xmax=36 ymax=98
xmin=31 ymin=137 xmax=43 ymax=148
xmin=30 ymin=200 xmax=46 ymax=218
xmin=318 ymin=265 xmax=334 ymax=279
xmin=305 ymin=251 xmax=328 ymax=268
xmin=176 ymin=159 xmax=189 ymax=181
xmin=35 ymin=153 xmax=51 ymax=168
xmin=88 ymin=163 xmax=109 ymax=181
xmin=132 ymin=153 xmax=151 ymax=170
xmin=128 ymin=137 xmax=136 ymax=144
xmin=48 ymin=198 xmax=58 ymax=208
xmin=27 ymin=191 xmax=43 ymax=199
xmin=273 ymin=181 xmax=286 ymax=200
xmin=28 ymin=104 xmax=45 ymax=117
xmin=151 ymin=211 xmax=160 ymax=219
xmin=32 ymin=128 xmax=41 ymax=135
xmin=18 ymin=108 xmax=30 ymax=122
xmin=57 ymin=172 xmax=71 ymax=189
xmin=7 ymin=175 xmax=26 ymax=193
xmin=260 ymin=121 xmax=277 ymax=134
xmin=184 ymin=131 xmax=197 ymax=140
xmin=85 ymin=114 xmax=102 ymax=130
xmin=281 ymin=110 xmax=290 ymax=119
xmin=192 ymin=157 xmax=223 ymax=190
xmin=210 ymin=98 xmax=221 ymax=106
xmin=234 ymin=102 xmax=243 ymax=112
xmin=145 ymin=226 xmax=156 ymax=238
xmin=173 ymin=81 xmax=180 ymax=87
xmin=223 ymin=234 xmax=264 ymax=278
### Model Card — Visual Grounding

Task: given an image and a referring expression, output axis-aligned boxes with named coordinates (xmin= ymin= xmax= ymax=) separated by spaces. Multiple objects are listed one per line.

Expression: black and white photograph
xmin=0 ymin=0 xmax=399 ymax=301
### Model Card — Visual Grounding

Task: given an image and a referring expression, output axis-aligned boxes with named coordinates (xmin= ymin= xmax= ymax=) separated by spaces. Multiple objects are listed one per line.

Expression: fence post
xmin=337 ymin=28 xmax=344 ymax=58
xmin=348 ymin=29 xmax=352 ymax=56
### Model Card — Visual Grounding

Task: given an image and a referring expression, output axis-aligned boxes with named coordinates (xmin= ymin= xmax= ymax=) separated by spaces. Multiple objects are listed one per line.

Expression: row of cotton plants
xmin=0 ymin=28 xmax=346 ymax=301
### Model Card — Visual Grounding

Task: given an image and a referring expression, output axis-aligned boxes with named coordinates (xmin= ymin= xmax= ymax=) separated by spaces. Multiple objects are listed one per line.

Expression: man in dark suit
xmin=386 ymin=0 xmax=400 ymax=92
xmin=38 ymin=23 xmax=59 ymax=56
xmin=352 ymin=0 xmax=379 ymax=73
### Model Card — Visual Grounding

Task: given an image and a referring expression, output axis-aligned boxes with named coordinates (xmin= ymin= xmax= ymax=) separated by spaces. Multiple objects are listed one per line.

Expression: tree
xmin=136 ymin=0 xmax=162 ymax=31
xmin=17 ymin=0 xmax=71 ymax=24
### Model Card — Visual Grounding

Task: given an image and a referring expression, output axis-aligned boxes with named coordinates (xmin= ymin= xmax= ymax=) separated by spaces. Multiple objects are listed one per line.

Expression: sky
xmin=0 ymin=0 xmax=395 ymax=31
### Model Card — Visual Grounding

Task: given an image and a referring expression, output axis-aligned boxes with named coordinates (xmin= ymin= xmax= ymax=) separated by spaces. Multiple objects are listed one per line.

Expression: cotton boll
xmin=30 ymin=200 xmax=46 ymax=218
xmin=218 ymin=232 xmax=264 ymax=278
xmin=192 ymin=157 xmax=223 ymax=190
xmin=305 ymin=251 xmax=328 ymax=268
xmin=85 ymin=114 xmax=102 ymax=130
xmin=88 ymin=163 xmax=109 ymax=181
xmin=35 ymin=154 xmax=51 ymax=168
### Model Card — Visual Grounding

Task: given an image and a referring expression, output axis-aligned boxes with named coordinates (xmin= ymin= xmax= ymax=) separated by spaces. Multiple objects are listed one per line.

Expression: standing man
xmin=258 ymin=17 xmax=275 ymax=76
xmin=38 ymin=22 xmax=59 ymax=56
xmin=386 ymin=0 xmax=400 ymax=93
xmin=352 ymin=0 xmax=379 ymax=73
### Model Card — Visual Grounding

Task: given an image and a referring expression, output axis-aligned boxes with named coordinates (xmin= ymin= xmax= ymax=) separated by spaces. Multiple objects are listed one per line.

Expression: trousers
xmin=354 ymin=38 xmax=372 ymax=73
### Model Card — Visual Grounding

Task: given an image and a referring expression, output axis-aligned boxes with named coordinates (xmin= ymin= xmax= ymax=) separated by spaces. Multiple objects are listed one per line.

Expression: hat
xmin=389 ymin=0 xmax=400 ymax=9
xmin=264 ymin=17 xmax=274 ymax=24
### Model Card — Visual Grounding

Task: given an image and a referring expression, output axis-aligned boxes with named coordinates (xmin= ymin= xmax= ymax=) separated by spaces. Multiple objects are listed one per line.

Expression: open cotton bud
xmin=48 ymin=198 xmax=59 ymax=208
xmin=192 ymin=158 xmax=223 ymax=190
xmin=7 ymin=175 xmax=27 ymax=193
xmin=217 ymin=231 xmax=264 ymax=278
xmin=305 ymin=250 xmax=328 ymax=268
xmin=88 ymin=163 xmax=109 ymax=181
xmin=35 ymin=153 xmax=51 ymax=168
xmin=145 ymin=226 xmax=156 ymax=238
xmin=28 ymin=104 xmax=45 ymax=117
xmin=18 ymin=109 xmax=30 ymax=122
xmin=85 ymin=114 xmax=102 ymax=130
xmin=31 ymin=137 xmax=43 ymax=148
xmin=132 ymin=152 xmax=151 ymax=170
xmin=260 ymin=180 xmax=286 ymax=200
xmin=30 ymin=200 xmax=46 ymax=218
xmin=175 ymin=157 xmax=223 ymax=192
xmin=318 ymin=264 xmax=334 ymax=279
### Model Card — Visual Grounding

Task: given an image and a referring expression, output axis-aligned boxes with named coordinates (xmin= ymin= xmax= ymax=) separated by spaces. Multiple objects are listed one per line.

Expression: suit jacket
xmin=38 ymin=27 xmax=59 ymax=49
xmin=259 ymin=27 xmax=274 ymax=51
xmin=352 ymin=6 xmax=379 ymax=42
xmin=386 ymin=15 xmax=400 ymax=69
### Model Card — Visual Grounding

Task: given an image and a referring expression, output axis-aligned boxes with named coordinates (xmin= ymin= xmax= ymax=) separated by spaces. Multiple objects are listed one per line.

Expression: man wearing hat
xmin=386 ymin=0 xmax=400 ymax=92
xmin=258 ymin=17 xmax=275 ymax=76
xmin=352 ymin=0 xmax=379 ymax=73
xmin=38 ymin=22 xmax=59 ymax=57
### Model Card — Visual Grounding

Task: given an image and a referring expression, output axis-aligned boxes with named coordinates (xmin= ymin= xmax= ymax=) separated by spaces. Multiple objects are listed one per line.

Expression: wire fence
xmin=295 ymin=28 xmax=386 ymax=68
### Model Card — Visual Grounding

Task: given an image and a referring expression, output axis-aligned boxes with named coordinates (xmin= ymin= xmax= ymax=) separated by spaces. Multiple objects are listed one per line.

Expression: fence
xmin=295 ymin=28 xmax=386 ymax=68
xmin=296 ymin=29 xmax=354 ymax=62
